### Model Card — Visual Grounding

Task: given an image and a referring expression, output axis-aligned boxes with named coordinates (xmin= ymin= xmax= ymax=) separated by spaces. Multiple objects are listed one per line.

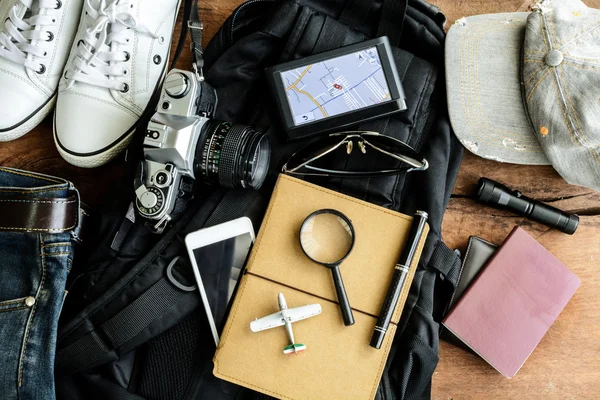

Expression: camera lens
xmin=194 ymin=121 xmax=271 ymax=190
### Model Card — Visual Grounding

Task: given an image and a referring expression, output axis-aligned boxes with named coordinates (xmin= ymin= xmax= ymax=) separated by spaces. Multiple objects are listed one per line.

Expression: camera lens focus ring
xmin=218 ymin=124 xmax=251 ymax=188
xmin=195 ymin=120 xmax=270 ymax=190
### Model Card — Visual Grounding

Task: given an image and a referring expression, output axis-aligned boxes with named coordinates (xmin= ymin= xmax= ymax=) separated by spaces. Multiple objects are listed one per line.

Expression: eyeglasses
xmin=282 ymin=131 xmax=429 ymax=178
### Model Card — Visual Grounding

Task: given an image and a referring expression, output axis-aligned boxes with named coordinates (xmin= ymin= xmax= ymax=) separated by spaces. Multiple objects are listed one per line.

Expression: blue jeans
xmin=0 ymin=167 xmax=78 ymax=400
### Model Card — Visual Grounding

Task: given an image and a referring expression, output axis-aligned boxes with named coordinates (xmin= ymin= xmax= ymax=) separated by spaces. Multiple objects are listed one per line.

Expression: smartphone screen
xmin=191 ymin=232 xmax=254 ymax=339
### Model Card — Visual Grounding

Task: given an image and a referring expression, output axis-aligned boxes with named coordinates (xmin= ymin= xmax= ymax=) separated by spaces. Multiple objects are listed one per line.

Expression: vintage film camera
xmin=134 ymin=69 xmax=271 ymax=232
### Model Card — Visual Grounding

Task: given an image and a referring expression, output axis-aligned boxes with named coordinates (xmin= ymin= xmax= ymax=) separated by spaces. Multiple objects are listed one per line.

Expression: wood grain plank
xmin=430 ymin=0 xmax=600 ymax=26
xmin=429 ymin=0 xmax=527 ymax=27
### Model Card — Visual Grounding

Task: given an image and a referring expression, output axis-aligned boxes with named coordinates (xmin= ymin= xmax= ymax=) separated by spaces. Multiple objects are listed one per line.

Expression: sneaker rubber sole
xmin=0 ymin=94 xmax=56 ymax=142
xmin=53 ymin=120 xmax=136 ymax=168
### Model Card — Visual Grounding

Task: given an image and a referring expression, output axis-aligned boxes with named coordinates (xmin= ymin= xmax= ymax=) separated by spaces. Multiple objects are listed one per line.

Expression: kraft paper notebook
xmin=442 ymin=227 xmax=580 ymax=378
xmin=213 ymin=174 xmax=429 ymax=400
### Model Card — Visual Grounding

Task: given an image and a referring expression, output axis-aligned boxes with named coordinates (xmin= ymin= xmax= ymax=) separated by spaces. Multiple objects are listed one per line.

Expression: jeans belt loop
xmin=68 ymin=184 xmax=89 ymax=244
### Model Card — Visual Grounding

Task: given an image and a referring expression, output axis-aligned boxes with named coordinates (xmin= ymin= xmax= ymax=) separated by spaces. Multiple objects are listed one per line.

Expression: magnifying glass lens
xmin=299 ymin=209 xmax=356 ymax=326
xmin=300 ymin=213 xmax=353 ymax=264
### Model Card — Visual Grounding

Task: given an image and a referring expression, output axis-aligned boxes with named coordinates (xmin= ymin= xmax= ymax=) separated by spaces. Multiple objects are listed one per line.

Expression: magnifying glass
xmin=300 ymin=209 xmax=355 ymax=326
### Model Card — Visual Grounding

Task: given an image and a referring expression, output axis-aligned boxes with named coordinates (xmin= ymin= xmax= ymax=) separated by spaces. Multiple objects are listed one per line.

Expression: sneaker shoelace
xmin=64 ymin=0 xmax=157 ymax=92
xmin=0 ymin=0 xmax=58 ymax=72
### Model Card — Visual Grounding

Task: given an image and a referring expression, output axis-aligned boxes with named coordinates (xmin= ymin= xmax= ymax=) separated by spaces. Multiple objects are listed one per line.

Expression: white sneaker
xmin=0 ymin=0 xmax=82 ymax=141
xmin=54 ymin=0 xmax=181 ymax=168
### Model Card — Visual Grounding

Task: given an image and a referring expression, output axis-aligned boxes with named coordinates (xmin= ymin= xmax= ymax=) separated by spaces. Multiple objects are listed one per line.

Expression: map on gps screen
xmin=279 ymin=46 xmax=391 ymax=127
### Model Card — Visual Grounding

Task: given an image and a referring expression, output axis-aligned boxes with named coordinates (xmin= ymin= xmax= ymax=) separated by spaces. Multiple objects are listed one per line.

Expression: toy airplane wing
xmin=250 ymin=312 xmax=285 ymax=332
xmin=286 ymin=304 xmax=322 ymax=323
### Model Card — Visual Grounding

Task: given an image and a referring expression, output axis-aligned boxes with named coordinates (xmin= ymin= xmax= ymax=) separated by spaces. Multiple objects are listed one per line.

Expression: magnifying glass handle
xmin=331 ymin=266 xmax=355 ymax=326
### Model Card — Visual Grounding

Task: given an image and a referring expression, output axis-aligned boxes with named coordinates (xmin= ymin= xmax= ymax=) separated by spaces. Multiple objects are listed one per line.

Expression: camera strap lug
xmin=153 ymin=214 xmax=172 ymax=234
xmin=187 ymin=20 xmax=203 ymax=30
xmin=186 ymin=2 xmax=205 ymax=82
xmin=192 ymin=62 xmax=204 ymax=82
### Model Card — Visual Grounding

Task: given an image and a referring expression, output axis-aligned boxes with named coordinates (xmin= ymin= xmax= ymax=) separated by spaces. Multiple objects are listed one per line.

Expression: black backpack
xmin=55 ymin=1 xmax=464 ymax=399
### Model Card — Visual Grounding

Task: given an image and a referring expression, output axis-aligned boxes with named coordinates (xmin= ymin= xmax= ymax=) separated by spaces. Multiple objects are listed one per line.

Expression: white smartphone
xmin=185 ymin=217 xmax=255 ymax=347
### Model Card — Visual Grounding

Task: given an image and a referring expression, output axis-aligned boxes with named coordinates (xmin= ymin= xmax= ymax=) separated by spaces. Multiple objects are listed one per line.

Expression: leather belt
xmin=0 ymin=194 xmax=79 ymax=233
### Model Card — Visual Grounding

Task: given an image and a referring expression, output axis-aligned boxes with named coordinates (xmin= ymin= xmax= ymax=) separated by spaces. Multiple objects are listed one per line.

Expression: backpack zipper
xmin=228 ymin=0 xmax=280 ymax=45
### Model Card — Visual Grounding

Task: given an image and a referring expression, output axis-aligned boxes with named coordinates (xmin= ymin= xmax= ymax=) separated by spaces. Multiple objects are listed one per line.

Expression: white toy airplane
xmin=250 ymin=293 xmax=322 ymax=355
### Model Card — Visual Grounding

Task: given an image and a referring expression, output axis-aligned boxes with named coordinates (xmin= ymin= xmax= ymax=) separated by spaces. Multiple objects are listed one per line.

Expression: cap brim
xmin=446 ymin=12 xmax=550 ymax=165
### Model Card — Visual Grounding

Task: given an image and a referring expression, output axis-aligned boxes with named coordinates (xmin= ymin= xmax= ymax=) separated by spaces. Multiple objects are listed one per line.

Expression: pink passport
xmin=442 ymin=226 xmax=580 ymax=378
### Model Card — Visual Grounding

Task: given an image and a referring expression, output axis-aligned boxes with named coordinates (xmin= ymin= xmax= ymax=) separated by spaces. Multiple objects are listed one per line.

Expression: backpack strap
xmin=427 ymin=238 xmax=461 ymax=287
xmin=377 ymin=0 xmax=408 ymax=46
xmin=312 ymin=15 xmax=361 ymax=53
xmin=339 ymin=0 xmax=374 ymax=29
xmin=339 ymin=0 xmax=408 ymax=46
xmin=56 ymin=189 xmax=262 ymax=373
xmin=56 ymin=270 xmax=196 ymax=371
xmin=55 ymin=201 xmax=205 ymax=372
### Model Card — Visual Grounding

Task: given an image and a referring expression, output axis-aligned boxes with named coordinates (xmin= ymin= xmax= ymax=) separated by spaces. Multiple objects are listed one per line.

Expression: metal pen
xmin=370 ymin=210 xmax=428 ymax=349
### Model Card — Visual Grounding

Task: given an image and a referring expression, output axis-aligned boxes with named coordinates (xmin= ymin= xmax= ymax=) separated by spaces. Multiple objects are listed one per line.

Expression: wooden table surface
xmin=1 ymin=0 xmax=598 ymax=399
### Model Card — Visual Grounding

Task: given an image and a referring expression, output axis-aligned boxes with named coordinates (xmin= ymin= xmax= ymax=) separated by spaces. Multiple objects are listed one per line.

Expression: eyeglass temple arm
xmin=363 ymin=139 xmax=428 ymax=170
xmin=282 ymin=138 xmax=347 ymax=173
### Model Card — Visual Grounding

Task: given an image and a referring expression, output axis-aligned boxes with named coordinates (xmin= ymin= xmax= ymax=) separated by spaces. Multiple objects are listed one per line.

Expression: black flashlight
xmin=476 ymin=178 xmax=579 ymax=235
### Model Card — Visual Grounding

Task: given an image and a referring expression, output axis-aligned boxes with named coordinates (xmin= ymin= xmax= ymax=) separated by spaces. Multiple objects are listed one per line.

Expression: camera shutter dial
xmin=165 ymin=72 xmax=189 ymax=98
xmin=136 ymin=186 xmax=165 ymax=217
xmin=139 ymin=190 xmax=159 ymax=208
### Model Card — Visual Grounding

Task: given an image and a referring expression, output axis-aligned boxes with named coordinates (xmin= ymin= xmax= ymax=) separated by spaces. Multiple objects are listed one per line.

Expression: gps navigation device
xmin=266 ymin=37 xmax=406 ymax=140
